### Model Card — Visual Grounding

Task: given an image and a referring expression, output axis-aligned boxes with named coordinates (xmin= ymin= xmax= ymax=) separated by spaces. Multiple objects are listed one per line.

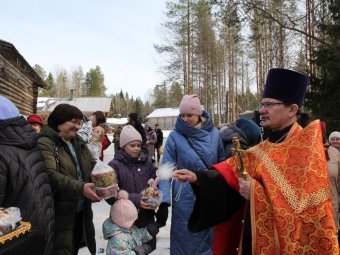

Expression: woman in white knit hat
xmin=322 ymin=126 xmax=340 ymax=239
xmin=158 ymin=94 xmax=225 ymax=255
xmin=329 ymin=131 xmax=340 ymax=152
xmin=107 ymin=125 xmax=168 ymax=252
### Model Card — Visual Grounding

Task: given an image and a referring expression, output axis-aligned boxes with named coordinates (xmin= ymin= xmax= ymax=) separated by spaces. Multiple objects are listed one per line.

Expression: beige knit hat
xmin=179 ymin=94 xmax=202 ymax=116
xmin=119 ymin=125 xmax=142 ymax=148
xmin=110 ymin=190 xmax=138 ymax=229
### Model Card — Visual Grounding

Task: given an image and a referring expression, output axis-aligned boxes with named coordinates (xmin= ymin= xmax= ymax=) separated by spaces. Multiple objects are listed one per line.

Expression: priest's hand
xmin=238 ymin=177 xmax=251 ymax=200
xmin=173 ymin=169 xmax=198 ymax=183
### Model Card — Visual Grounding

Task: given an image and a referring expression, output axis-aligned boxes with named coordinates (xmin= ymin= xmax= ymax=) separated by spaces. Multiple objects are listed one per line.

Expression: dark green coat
xmin=38 ymin=125 xmax=96 ymax=255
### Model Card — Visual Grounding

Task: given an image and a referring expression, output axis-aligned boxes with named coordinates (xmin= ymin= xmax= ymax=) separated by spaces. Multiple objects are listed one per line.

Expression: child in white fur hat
xmin=102 ymin=190 xmax=159 ymax=255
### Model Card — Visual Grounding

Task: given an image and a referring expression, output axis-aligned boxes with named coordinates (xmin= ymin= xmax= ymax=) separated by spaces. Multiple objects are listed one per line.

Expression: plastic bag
xmin=0 ymin=207 xmax=22 ymax=236
xmin=91 ymin=160 xmax=118 ymax=199
xmin=140 ymin=179 xmax=163 ymax=208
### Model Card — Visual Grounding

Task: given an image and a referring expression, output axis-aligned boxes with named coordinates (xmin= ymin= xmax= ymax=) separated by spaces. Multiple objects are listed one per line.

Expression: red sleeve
xmin=102 ymin=135 xmax=111 ymax=150
xmin=211 ymin=161 xmax=239 ymax=191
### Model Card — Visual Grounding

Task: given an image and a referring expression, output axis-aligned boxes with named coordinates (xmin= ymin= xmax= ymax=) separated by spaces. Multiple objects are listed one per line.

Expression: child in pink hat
xmin=103 ymin=190 xmax=159 ymax=255
xmin=107 ymin=125 xmax=169 ymax=252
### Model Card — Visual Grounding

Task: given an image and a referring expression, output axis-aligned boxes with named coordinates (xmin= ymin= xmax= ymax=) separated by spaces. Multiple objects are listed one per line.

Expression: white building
xmin=146 ymin=108 xmax=179 ymax=130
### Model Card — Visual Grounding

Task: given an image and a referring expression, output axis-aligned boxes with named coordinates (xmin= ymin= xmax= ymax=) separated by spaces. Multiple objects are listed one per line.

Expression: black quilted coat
xmin=0 ymin=116 xmax=55 ymax=255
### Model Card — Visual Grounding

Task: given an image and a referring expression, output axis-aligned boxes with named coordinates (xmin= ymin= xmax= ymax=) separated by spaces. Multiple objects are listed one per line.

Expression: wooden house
xmin=0 ymin=39 xmax=44 ymax=115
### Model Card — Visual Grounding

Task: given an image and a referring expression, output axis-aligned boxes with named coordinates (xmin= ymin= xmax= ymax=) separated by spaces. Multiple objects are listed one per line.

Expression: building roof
xmin=0 ymin=39 xmax=44 ymax=87
xmin=37 ymin=97 xmax=112 ymax=113
xmin=146 ymin=108 xmax=179 ymax=118
xmin=107 ymin=117 xmax=128 ymax=125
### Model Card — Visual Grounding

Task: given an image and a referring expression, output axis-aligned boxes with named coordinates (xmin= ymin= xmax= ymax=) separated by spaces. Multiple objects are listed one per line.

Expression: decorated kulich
xmin=144 ymin=187 xmax=160 ymax=197
xmin=91 ymin=163 xmax=118 ymax=199
xmin=0 ymin=207 xmax=22 ymax=236
xmin=0 ymin=221 xmax=31 ymax=244
xmin=0 ymin=207 xmax=31 ymax=244
xmin=141 ymin=186 xmax=163 ymax=208
xmin=91 ymin=167 xmax=117 ymax=188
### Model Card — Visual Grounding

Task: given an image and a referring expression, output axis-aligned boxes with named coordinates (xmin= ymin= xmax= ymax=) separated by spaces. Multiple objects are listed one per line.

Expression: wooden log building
xmin=0 ymin=39 xmax=44 ymax=115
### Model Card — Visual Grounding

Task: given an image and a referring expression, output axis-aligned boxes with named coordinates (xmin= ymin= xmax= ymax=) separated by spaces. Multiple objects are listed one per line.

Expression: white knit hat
xmin=119 ymin=125 xmax=142 ymax=148
xmin=110 ymin=190 xmax=138 ymax=229
xmin=329 ymin=131 xmax=340 ymax=142
xmin=179 ymin=94 xmax=202 ymax=116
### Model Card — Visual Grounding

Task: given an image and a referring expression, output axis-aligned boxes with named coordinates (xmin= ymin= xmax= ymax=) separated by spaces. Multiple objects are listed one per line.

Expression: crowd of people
xmin=1 ymin=67 xmax=340 ymax=255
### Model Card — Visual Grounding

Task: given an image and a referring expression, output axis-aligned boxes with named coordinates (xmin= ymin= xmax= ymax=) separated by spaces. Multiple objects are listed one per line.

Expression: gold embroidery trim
xmin=252 ymin=147 xmax=329 ymax=213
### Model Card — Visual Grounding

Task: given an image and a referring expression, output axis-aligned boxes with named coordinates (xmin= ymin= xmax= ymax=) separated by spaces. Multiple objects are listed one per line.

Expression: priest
xmin=174 ymin=68 xmax=339 ymax=255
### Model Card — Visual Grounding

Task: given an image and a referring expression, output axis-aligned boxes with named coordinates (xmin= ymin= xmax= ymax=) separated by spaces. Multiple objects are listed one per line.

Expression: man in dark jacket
xmin=127 ymin=112 xmax=146 ymax=145
xmin=220 ymin=118 xmax=260 ymax=159
xmin=0 ymin=95 xmax=54 ymax=255
xmin=154 ymin=124 xmax=163 ymax=162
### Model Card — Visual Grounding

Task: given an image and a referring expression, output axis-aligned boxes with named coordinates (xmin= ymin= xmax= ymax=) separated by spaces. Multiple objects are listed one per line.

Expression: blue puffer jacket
xmin=159 ymin=111 xmax=225 ymax=255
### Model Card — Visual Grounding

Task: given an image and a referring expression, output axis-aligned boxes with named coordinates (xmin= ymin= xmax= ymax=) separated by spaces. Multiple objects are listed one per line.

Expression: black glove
xmin=155 ymin=202 xmax=170 ymax=227
xmin=146 ymin=222 xmax=159 ymax=237
xmin=133 ymin=244 xmax=153 ymax=255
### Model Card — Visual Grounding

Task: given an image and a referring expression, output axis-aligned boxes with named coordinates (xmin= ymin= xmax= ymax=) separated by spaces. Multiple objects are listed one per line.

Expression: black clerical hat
xmin=262 ymin=68 xmax=309 ymax=106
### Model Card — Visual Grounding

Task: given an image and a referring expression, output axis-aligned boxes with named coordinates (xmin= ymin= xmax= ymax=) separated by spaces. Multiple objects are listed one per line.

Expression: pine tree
xmin=305 ymin=0 xmax=340 ymax=131
xmin=153 ymin=83 xmax=168 ymax=108
xmin=42 ymin=72 xmax=55 ymax=97
xmin=168 ymin=82 xmax=183 ymax=107
xmin=85 ymin=66 xmax=106 ymax=96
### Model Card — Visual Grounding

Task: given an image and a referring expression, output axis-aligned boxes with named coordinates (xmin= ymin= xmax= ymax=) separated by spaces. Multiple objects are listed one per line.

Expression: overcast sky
xmin=1 ymin=0 xmax=167 ymax=101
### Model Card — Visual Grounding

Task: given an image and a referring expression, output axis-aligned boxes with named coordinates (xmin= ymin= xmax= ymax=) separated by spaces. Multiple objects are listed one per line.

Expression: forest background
xmin=35 ymin=0 xmax=340 ymax=130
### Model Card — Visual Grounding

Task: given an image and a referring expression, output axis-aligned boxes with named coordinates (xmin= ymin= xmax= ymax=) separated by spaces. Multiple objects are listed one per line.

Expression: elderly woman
xmin=328 ymin=130 xmax=340 ymax=237
xmin=38 ymin=104 xmax=100 ymax=255
xmin=159 ymin=94 xmax=225 ymax=255
xmin=329 ymin=131 xmax=340 ymax=152
xmin=27 ymin=114 xmax=44 ymax=133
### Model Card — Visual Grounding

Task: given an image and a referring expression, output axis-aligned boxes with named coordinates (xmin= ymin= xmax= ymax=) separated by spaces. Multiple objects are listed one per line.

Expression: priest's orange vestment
xmin=213 ymin=120 xmax=339 ymax=254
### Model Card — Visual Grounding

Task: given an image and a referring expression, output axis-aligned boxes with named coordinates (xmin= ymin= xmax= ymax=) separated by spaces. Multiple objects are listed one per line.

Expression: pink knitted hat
xmin=110 ymin=190 xmax=138 ymax=229
xmin=119 ymin=125 xmax=142 ymax=148
xmin=179 ymin=94 xmax=202 ymax=116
